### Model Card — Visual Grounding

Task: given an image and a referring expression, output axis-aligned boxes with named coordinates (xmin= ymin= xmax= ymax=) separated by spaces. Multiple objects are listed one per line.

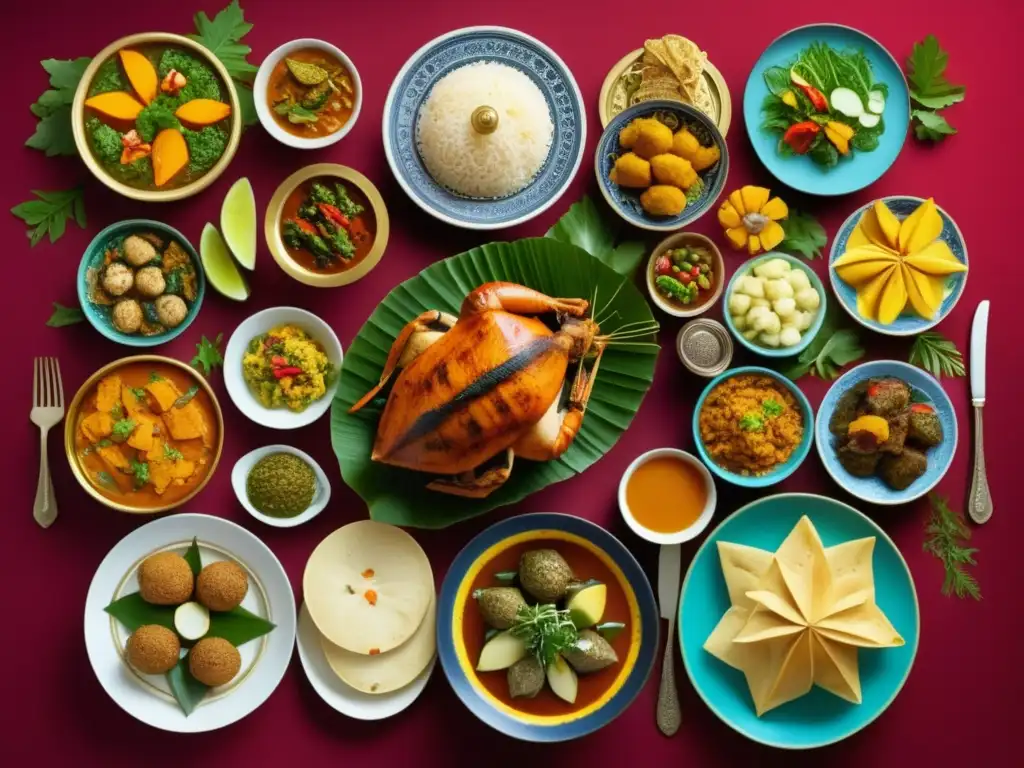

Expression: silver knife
xmin=656 ymin=543 xmax=682 ymax=736
xmin=968 ymin=300 xmax=993 ymax=524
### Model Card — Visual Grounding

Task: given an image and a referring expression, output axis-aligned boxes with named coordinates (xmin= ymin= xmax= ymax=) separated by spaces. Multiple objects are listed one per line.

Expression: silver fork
xmin=31 ymin=357 xmax=64 ymax=528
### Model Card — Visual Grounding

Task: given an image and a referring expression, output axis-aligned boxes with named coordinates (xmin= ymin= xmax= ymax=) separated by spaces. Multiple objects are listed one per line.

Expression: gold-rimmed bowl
xmin=64 ymin=355 xmax=225 ymax=514
xmin=264 ymin=163 xmax=389 ymax=288
xmin=72 ymin=32 xmax=241 ymax=202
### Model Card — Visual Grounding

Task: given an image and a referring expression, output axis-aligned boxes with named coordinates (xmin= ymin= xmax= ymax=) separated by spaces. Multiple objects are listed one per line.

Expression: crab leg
xmin=461 ymin=282 xmax=589 ymax=318
xmin=512 ymin=344 xmax=605 ymax=461
xmin=348 ymin=311 xmax=457 ymax=414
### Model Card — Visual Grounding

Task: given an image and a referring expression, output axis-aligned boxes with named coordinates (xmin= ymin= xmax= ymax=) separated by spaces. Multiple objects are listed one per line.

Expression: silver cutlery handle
xmin=656 ymin=616 xmax=681 ymax=736
xmin=34 ymin=427 xmax=57 ymax=528
xmin=968 ymin=405 xmax=992 ymax=525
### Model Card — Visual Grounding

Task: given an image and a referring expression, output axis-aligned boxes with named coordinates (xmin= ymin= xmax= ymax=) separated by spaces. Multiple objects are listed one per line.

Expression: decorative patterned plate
xmin=83 ymin=514 xmax=296 ymax=733
xmin=595 ymin=100 xmax=729 ymax=232
xmin=742 ymin=24 xmax=910 ymax=196
xmin=598 ymin=47 xmax=732 ymax=136
xmin=437 ymin=513 xmax=658 ymax=742
xmin=77 ymin=219 xmax=205 ymax=347
xmin=680 ymin=493 xmax=920 ymax=748
xmin=815 ymin=360 xmax=957 ymax=505
xmin=829 ymin=196 xmax=968 ymax=336
xmin=382 ymin=26 xmax=586 ymax=230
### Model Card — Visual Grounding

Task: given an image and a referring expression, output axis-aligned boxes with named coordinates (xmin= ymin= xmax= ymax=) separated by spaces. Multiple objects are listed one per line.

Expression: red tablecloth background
xmin=2 ymin=1 xmax=1019 ymax=765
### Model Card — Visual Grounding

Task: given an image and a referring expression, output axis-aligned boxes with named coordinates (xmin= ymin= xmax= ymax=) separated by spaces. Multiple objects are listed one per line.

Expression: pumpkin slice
xmin=877 ymin=264 xmax=908 ymax=324
xmin=119 ymin=49 xmax=157 ymax=105
xmin=725 ymin=226 xmax=748 ymax=249
xmin=856 ymin=264 xmax=896 ymax=321
xmin=175 ymin=99 xmax=232 ymax=127
xmin=84 ymin=91 xmax=144 ymax=121
xmin=897 ymin=198 xmax=942 ymax=254
xmin=902 ymin=240 xmax=967 ymax=276
xmin=728 ymin=189 xmax=747 ymax=216
xmin=151 ymin=128 xmax=189 ymax=187
xmin=761 ymin=196 xmax=789 ymax=220
xmin=741 ymin=185 xmax=770 ymax=214
xmin=747 ymin=234 xmax=761 ymax=255
xmin=760 ymin=220 xmax=785 ymax=251
xmin=718 ymin=200 xmax=742 ymax=229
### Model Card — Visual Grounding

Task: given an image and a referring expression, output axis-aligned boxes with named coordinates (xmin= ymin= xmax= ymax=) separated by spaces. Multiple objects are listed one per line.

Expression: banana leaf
xmin=330 ymin=237 xmax=658 ymax=528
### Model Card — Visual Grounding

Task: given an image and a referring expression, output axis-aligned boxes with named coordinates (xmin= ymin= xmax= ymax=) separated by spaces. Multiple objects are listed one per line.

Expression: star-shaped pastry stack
xmin=704 ymin=515 xmax=904 ymax=716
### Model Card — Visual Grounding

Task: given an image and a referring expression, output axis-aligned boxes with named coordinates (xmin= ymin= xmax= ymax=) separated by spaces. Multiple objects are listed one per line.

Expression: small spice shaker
xmin=677 ymin=318 xmax=733 ymax=377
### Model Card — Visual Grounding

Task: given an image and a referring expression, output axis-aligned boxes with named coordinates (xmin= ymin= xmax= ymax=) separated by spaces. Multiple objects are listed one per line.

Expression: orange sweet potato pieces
xmin=119 ymin=49 xmax=158 ymax=105
xmin=84 ymin=91 xmax=145 ymax=121
xmin=151 ymin=129 xmax=189 ymax=187
xmin=175 ymin=99 xmax=231 ymax=126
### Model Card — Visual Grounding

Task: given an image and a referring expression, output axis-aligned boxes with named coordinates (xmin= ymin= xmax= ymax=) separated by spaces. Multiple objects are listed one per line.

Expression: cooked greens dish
xmin=281 ymin=180 xmax=370 ymax=272
xmin=761 ymin=42 xmax=888 ymax=168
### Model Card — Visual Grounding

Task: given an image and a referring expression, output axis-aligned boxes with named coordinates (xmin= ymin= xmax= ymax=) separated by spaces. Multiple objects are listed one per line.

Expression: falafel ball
xmin=196 ymin=561 xmax=248 ymax=611
xmin=138 ymin=551 xmax=194 ymax=605
xmin=125 ymin=624 xmax=181 ymax=674
xmin=134 ymin=266 xmax=166 ymax=298
xmin=102 ymin=262 xmax=134 ymax=297
xmin=189 ymin=637 xmax=242 ymax=686
xmin=155 ymin=294 xmax=188 ymax=328
xmin=123 ymin=234 xmax=158 ymax=267
xmin=111 ymin=299 xmax=143 ymax=334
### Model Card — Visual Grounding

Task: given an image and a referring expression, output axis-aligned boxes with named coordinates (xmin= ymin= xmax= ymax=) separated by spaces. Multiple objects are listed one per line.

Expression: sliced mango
xmin=857 ymin=207 xmax=896 ymax=250
xmin=903 ymin=241 xmax=968 ymax=276
xmin=718 ymin=201 xmax=742 ymax=229
xmin=725 ymin=226 xmax=748 ymax=249
xmin=902 ymin=264 xmax=938 ymax=319
xmin=761 ymin=197 xmax=789 ymax=220
xmin=760 ymin=220 xmax=785 ymax=251
xmin=873 ymin=201 xmax=901 ymax=249
xmin=856 ymin=265 xmax=897 ymax=321
xmin=84 ymin=91 xmax=144 ymax=121
xmin=833 ymin=244 xmax=900 ymax=269
xmin=827 ymin=121 xmax=855 ymax=141
xmin=898 ymin=198 xmax=943 ymax=254
xmin=824 ymin=125 xmax=850 ymax=155
xmin=119 ymin=49 xmax=157 ymax=105
xmin=877 ymin=265 xmax=908 ymax=325
xmin=728 ymin=189 xmax=747 ymax=216
xmin=847 ymin=213 xmax=872 ymax=249
xmin=836 ymin=257 xmax=898 ymax=286
xmin=741 ymin=186 xmax=770 ymax=215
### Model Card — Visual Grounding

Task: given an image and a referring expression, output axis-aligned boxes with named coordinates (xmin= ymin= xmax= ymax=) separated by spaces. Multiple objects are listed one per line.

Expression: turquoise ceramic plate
xmin=742 ymin=24 xmax=910 ymax=196
xmin=680 ymin=493 xmax=920 ymax=748
xmin=693 ymin=366 xmax=814 ymax=488
xmin=77 ymin=219 xmax=205 ymax=347
xmin=815 ymin=360 xmax=956 ymax=504
xmin=829 ymin=196 xmax=968 ymax=336
xmin=437 ymin=512 xmax=658 ymax=742
xmin=722 ymin=252 xmax=827 ymax=359
xmin=596 ymin=100 xmax=729 ymax=232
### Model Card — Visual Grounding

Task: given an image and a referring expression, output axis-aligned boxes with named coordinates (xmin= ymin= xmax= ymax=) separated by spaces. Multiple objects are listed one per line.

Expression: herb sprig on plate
xmin=510 ymin=603 xmax=578 ymax=668
xmin=191 ymin=333 xmax=225 ymax=377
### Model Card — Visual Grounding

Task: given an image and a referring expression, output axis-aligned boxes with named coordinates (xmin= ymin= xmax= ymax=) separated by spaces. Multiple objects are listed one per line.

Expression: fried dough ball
xmin=125 ymin=624 xmax=180 ymax=674
xmin=196 ymin=561 xmax=248 ymax=611
xmin=138 ymin=551 xmax=194 ymax=605
xmin=640 ymin=185 xmax=687 ymax=217
xmin=189 ymin=637 xmax=241 ymax=686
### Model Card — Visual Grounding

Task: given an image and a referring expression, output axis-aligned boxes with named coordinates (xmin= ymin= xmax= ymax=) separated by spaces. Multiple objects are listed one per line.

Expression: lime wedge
xmin=220 ymin=177 xmax=256 ymax=270
xmin=200 ymin=223 xmax=250 ymax=301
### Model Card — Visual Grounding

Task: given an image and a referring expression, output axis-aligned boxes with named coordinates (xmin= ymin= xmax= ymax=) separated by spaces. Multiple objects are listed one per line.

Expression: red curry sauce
xmin=279 ymin=177 xmax=376 ymax=274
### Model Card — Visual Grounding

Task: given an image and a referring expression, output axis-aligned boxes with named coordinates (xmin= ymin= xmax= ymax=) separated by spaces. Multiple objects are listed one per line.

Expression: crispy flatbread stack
xmin=631 ymin=35 xmax=714 ymax=117
xmin=704 ymin=516 xmax=905 ymax=716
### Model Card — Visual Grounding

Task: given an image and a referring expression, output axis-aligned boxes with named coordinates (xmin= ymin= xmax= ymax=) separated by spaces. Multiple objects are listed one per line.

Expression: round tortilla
xmin=320 ymin=590 xmax=437 ymax=694
xmin=303 ymin=520 xmax=433 ymax=654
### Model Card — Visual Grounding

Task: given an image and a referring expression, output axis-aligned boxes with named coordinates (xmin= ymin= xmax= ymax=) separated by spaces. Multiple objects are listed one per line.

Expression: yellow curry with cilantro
xmin=73 ymin=362 xmax=220 ymax=509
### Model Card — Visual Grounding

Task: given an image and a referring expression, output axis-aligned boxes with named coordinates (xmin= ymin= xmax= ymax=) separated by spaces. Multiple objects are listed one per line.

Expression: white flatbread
xmin=320 ymin=591 xmax=437 ymax=694
xmin=304 ymin=520 xmax=433 ymax=654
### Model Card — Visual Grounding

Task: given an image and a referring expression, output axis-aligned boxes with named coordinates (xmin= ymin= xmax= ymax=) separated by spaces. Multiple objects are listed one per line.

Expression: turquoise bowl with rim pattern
xmin=814 ymin=360 xmax=957 ymax=504
xmin=693 ymin=366 xmax=814 ymax=488
xmin=680 ymin=492 xmax=920 ymax=748
xmin=77 ymin=219 xmax=204 ymax=347
xmin=595 ymin=99 xmax=728 ymax=232
xmin=829 ymin=196 xmax=968 ymax=336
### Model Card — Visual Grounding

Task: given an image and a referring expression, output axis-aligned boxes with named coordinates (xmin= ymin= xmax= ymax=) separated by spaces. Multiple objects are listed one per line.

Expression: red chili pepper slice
xmin=797 ymin=83 xmax=828 ymax=111
xmin=317 ymin=203 xmax=350 ymax=229
xmin=910 ymin=403 xmax=935 ymax=414
xmin=270 ymin=355 xmax=288 ymax=367
xmin=271 ymin=366 xmax=303 ymax=379
xmin=294 ymin=218 xmax=316 ymax=234
xmin=782 ymin=121 xmax=820 ymax=154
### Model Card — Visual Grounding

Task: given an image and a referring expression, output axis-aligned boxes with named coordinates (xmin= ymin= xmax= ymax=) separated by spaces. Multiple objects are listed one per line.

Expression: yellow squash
xmin=717 ymin=185 xmax=788 ymax=255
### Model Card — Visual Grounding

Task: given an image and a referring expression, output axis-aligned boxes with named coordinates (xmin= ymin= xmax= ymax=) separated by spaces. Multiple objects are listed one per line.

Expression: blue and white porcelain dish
xmin=829 ymin=196 xmax=968 ymax=336
xmin=815 ymin=360 xmax=957 ymax=505
xmin=382 ymin=26 xmax=586 ymax=231
xmin=595 ymin=100 xmax=728 ymax=232
xmin=77 ymin=219 xmax=204 ymax=347
xmin=742 ymin=24 xmax=910 ymax=197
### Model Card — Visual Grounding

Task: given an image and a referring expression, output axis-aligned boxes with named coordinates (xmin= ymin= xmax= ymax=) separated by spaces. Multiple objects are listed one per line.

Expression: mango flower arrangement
xmin=718 ymin=186 xmax=789 ymax=255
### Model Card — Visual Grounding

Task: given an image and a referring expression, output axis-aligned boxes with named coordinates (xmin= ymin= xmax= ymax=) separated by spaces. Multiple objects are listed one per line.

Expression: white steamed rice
xmin=415 ymin=61 xmax=554 ymax=199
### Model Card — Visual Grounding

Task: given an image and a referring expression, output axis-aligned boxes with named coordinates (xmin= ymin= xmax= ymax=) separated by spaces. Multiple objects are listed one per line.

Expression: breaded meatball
xmin=155 ymin=294 xmax=187 ymax=328
xmin=102 ymin=262 xmax=134 ymax=297
xmin=196 ymin=561 xmax=248 ymax=611
xmin=135 ymin=266 xmax=166 ymax=298
xmin=138 ymin=551 xmax=194 ymax=605
xmin=640 ymin=185 xmax=687 ymax=217
xmin=112 ymin=299 xmax=143 ymax=334
xmin=126 ymin=624 xmax=180 ymax=674
xmin=189 ymin=637 xmax=241 ymax=686
xmin=123 ymin=234 xmax=158 ymax=267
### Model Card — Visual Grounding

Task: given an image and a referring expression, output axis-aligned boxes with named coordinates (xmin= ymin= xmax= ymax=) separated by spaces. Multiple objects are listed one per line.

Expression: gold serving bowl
xmin=72 ymin=32 xmax=242 ymax=202
xmin=64 ymin=355 xmax=225 ymax=515
xmin=264 ymin=163 xmax=390 ymax=288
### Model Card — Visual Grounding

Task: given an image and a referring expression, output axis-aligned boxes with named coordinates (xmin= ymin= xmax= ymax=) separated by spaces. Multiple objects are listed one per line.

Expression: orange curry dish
xmin=266 ymin=48 xmax=356 ymax=139
xmin=73 ymin=362 xmax=220 ymax=509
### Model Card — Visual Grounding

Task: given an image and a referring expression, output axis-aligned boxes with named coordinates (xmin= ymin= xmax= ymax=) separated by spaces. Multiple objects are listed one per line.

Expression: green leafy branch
xmin=923 ymin=494 xmax=981 ymax=600
xmin=909 ymin=332 xmax=965 ymax=378
xmin=11 ymin=188 xmax=86 ymax=246
xmin=906 ymin=35 xmax=965 ymax=141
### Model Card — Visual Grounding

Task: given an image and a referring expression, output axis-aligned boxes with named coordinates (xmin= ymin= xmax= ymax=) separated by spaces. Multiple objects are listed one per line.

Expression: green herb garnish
xmin=546 ymin=195 xmax=646 ymax=277
xmin=163 ymin=444 xmax=185 ymax=461
xmin=739 ymin=413 xmax=765 ymax=431
xmin=923 ymin=493 xmax=980 ymax=600
xmin=173 ymin=385 xmax=200 ymax=408
xmin=779 ymin=210 xmax=827 ymax=260
xmin=96 ymin=438 xmax=113 ymax=448
xmin=130 ymin=458 xmax=150 ymax=489
xmin=12 ymin=188 xmax=86 ymax=246
xmin=26 ymin=58 xmax=91 ymax=157
xmin=111 ymin=418 xmax=136 ymax=443
xmin=909 ymin=331 xmax=965 ymax=378
xmin=191 ymin=333 xmax=225 ymax=377
xmin=45 ymin=301 xmax=85 ymax=327
xmin=96 ymin=471 xmax=118 ymax=491
xmin=148 ymin=371 xmax=164 ymax=383
xmin=188 ymin=0 xmax=258 ymax=126
xmin=510 ymin=603 xmax=579 ymax=668
xmin=906 ymin=35 xmax=964 ymax=141
xmin=110 ymin=402 xmax=124 ymax=420
xmin=762 ymin=399 xmax=784 ymax=418
xmin=130 ymin=387 xmax=147 ymax=399
xmin=781 ymin=304 xmax=864 ymax=381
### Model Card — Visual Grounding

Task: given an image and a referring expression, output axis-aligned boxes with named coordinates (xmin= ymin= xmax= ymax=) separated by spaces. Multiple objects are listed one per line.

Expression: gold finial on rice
xmin=471 ymin=105 xmax=499 ymax=135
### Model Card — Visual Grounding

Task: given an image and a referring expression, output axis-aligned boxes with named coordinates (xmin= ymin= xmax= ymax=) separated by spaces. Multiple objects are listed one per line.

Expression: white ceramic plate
xmin=232 ymin=445 xmax=331 ymax=527
xmin=84 ymin=514 xmax=296 ymax=732
xmin=224 ymin=306 xmax=343 ymax=429
xmin=295 ymin=603 xmax=435 ymax=720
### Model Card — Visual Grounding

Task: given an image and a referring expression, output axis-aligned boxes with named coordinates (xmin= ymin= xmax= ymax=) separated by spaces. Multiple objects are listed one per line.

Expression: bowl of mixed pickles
xmin=646 ymin=233 xmax=724 ymax=318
